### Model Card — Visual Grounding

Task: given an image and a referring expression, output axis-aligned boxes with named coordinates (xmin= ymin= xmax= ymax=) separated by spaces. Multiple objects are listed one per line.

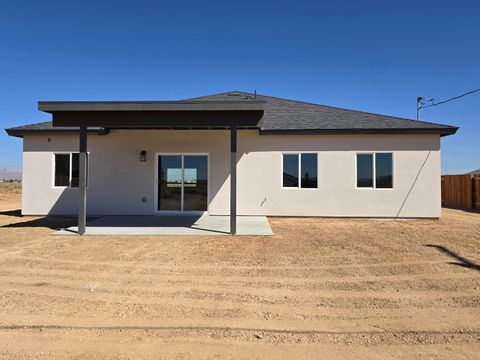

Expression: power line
xmin=416 ymin=87 xmax=480 ymax=120
xmin=420 ymin=88 xmax=480 ymax=109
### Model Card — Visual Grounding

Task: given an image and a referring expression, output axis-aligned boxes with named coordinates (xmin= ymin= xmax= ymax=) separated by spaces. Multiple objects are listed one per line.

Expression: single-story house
xmin=6 ymin=91 xmax=458 ymax=234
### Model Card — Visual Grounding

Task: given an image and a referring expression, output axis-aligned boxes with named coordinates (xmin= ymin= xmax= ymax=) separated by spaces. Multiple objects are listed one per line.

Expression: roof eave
xmin=4 ymin=129 xmax=23 ymax=138
xmin=6 ymin=126 xmax=459 ymax=138
xmin=259 ymin=127 xmax=459 ymax=136
xmin=5 ymin=128 xmax=108 ymax=138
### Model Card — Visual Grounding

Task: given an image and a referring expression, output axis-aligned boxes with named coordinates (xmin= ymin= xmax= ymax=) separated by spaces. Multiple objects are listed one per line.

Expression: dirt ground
xmin=0 ymin=183 xmax=479 ymax=359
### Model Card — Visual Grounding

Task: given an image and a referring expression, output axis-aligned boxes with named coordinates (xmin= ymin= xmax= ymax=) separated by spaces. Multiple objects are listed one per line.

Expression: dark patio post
xmin=78 ymin=125 xmax=87 ymax=235
xmin=230 ymin=126 xmax=237 ymax=235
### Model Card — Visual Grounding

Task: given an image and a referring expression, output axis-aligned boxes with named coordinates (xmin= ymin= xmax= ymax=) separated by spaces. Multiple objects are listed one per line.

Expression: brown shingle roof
xmin=5 ymin=91 xmax=458 ymax=137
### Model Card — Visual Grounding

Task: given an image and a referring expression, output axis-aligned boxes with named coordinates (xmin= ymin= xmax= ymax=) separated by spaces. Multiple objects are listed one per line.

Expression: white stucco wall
xmin=21 ymin=130 xmax=441 ymax=217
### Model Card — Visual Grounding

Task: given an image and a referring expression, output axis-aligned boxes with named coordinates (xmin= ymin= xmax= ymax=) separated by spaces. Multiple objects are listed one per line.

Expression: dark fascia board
xmin=39 ymin=100 xmax=266 ymax=112
xmin=52 ymin=110 xmax=264 ymax=128
xmin=259 ymin=127 xmax=459 ymax=137
xmin=7 ymin=125 xmax=458 ymax=137
xmin=5 ymin=128 xmax=108 ymax=138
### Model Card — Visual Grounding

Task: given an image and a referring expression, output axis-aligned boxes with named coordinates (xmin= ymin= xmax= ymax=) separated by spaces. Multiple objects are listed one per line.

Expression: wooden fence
xmin=441 ymin=174 xmax=480 ymax=209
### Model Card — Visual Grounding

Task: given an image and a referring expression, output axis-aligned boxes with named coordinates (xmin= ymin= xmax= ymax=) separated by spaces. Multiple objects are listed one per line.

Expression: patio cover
xmin=40 ymin=100 xmax=266 ymax=235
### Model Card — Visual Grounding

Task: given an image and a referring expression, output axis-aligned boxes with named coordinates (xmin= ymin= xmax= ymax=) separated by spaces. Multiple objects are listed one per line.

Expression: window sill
xmin=356 ymin=187 xmax=394 ymax=190
xmin=282 ymin=187 xmax=319 ymax=190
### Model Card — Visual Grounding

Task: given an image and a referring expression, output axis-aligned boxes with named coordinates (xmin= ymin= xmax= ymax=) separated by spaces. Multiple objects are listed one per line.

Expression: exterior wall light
xmin=140 ymin=150 xmax=147 ymax=162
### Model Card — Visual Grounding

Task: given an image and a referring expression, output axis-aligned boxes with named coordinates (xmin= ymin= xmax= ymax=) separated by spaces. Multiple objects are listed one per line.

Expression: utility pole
xmin=416 ymin=97 xmax=433 ymax=120
xmin=416 ymin=97 xmax=423 ymax=120
xmin=417 ymin=87 xmax=480 ymax=120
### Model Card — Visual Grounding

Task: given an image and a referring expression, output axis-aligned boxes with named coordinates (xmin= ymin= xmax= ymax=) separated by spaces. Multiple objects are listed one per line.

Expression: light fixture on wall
xmin=140 ymin=150 xmax=147 ymax=162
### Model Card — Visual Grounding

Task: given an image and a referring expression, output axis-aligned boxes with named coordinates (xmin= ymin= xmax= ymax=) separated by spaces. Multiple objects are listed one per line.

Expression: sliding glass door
xmin=157 ymin=154 xmax=208 ymax=212
xmin=158 ymin=155 xmax=182 ymax=211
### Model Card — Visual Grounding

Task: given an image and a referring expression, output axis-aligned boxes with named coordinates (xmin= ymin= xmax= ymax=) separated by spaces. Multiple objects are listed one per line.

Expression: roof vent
xmin=227 ymin=92 xmax=242 ymax=96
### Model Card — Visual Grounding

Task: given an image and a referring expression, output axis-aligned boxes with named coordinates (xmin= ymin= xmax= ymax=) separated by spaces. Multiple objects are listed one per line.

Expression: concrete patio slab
xmin=53 ymin=214 xmax=273 ymax=236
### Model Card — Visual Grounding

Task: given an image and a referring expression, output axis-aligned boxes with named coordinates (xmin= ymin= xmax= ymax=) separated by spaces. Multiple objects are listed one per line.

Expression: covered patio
xmin=40 ymin=99 xmax=266 ymax=235
xmin=53 ymin=214 xmax=273 ymax=236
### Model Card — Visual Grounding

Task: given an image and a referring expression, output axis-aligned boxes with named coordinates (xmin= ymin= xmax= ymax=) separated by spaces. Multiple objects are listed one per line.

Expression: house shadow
xmin=1 ymin=188 xmax=95 ymax=230
xmin=80 ymin=214 xmax=231 ymax=235
xmin=0 ymin=209 xmax=22 ymax=217
xmin=1 ymin=205 xmax=228 ymax=236
xmin=425 ymin=244 xmax=480 ymax=271
xmin=86 ymin=214 xmax=203 ymax=227
xmin=0 ymin=197 xmax=80 ymax=231
xmin=0 ymin=208 xmax=80 ymax=230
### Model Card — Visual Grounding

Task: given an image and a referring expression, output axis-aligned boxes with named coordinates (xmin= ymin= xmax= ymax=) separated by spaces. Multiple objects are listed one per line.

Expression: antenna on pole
xmin=417 ymin=86 xmax=480 ymax=120
xmin=416 ymin=96 xmax=434 ymax=120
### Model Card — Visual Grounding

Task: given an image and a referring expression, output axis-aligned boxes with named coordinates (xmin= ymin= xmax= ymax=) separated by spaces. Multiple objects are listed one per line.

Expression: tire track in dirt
xmin=0 ymin=327 xmax=479 ymax=346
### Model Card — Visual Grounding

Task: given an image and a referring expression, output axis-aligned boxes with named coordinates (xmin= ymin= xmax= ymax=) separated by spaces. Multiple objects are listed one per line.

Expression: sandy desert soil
xmin=0 ymin=184 xmax=479 ymax=359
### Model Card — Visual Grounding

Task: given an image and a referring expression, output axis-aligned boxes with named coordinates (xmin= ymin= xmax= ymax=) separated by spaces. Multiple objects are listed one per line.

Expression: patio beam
xmin=78 ymin=125 xmax=87 ymax=235
xmin=230 ymin=126 xmax=237 ymax=235
xmin=51 ymin=110 xmax=263 ymax=128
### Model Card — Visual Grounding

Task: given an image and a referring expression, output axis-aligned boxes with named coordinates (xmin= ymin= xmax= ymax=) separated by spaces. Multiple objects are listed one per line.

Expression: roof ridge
xmin=188 ymin=90 xmax=455 ymax=129
xmin=183 ymin=90 xmax=255 ymax=100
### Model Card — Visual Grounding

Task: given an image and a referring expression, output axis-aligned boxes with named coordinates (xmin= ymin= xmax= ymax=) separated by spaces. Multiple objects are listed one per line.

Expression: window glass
xmin=54 ymin=153 xmax=87 ymax=188
xmin=357 ymin=154 xmax=373 ymax=188
xmin=158 ymin=155 xmax=182 ymax=211
xmin=283 ymin=154 xmax=299 ymax=187
xmin=183 ymin=155 xmax=208 ymax=211
xmin=376 ymin=153 xmax=393 ymax=188
xmin=301 ymin=153 xmax=317 ymax=188
xmin=54 ymin=154 xmax=70 ymax=187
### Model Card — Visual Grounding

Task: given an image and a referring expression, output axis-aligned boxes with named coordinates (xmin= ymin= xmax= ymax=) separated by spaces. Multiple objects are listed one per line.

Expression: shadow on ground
xmin=0 ymin=208 xmax=81 ymax=230
xmin=425 ymin=244 xmax=480 ymax=272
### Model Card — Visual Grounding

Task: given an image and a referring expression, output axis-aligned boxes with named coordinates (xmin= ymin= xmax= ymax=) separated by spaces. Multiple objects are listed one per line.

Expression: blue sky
xmin=1 ymin=0 xmax=478 ymax=173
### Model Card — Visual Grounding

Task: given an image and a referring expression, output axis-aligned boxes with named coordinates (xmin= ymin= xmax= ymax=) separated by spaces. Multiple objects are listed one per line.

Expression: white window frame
xmin=52 ymin=152 xmax=89 ymax=189
xmin=355 ymin=152 xmax=394 ymax=190
xmin=281 ymin=152 xmax=319 ymax=190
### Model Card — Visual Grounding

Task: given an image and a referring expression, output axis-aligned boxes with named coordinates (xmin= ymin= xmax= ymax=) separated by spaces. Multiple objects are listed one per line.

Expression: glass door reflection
xmin=157 ymin=154 xmax=208 ymax=212
xmin=183 ymin=155 xmax=208 ymax=211
xmin=158 ymin=155 xmax=182 ymax=211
